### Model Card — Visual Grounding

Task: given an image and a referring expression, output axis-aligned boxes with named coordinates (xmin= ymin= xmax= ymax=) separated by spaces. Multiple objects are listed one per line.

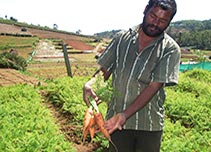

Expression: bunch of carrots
xmin=82 ymin=100 xmax=118 ymax=151
xmin=82 ymin=104 xmax=110 ymax=143
xmin=83 ymin=100 xmax=118 ymax=152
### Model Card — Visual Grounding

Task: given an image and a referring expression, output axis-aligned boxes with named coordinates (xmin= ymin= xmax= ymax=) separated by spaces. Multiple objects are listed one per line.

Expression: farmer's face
xmin=142 ymin=6 xmax=172 ymax=37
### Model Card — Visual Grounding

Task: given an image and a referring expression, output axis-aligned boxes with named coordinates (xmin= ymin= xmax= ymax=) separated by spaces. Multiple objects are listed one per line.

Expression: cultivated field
xmin=1 ymin=23 xmax=211 ymax=152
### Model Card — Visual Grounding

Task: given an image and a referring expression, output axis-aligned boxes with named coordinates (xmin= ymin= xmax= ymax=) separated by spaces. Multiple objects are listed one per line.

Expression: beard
xmin=142 ymin=16 xmax=167 ymax=37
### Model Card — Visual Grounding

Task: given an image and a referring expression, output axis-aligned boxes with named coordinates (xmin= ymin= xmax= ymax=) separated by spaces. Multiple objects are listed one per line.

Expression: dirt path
xmin=44 ymin=102 xmax=98 ymax=152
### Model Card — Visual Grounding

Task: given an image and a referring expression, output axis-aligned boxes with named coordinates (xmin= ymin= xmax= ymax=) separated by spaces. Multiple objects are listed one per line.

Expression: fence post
xmin=62 ymin=44 xmax=73 ymax=77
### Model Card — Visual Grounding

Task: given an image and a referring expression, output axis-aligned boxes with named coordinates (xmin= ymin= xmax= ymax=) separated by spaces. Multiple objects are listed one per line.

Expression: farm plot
xmin=0 ymin=68 xmax=42 ymax=86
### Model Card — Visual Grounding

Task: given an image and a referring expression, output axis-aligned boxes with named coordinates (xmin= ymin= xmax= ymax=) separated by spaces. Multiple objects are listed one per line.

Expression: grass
xmin=181 ymin=49 xmax=211 ymax=62
xmin=26 ymin=49 xmax=98 ymax=79
xmin=27 ymin=62 xmax=98 ymax=79
xmin=201 ymin=50 xmax=211 ymax=57
xmin=70 ymin=53 xmax=97 ymax=62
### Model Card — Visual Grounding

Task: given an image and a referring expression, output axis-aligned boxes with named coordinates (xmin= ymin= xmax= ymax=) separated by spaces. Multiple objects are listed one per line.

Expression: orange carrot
xmin=94 ymin=112 xmax=111 ymax=140
xmin=89 ymin=115 xmax=96 ymax=142
xmin=82 ymin=107 xmax=93 ymax=143
xmin=94 ymin=112 xmax=119 ymax=152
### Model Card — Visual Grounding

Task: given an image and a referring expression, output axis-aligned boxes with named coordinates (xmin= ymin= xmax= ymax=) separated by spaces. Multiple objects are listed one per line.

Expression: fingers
xmin=106 ymin=121 xmax=122 ymax=134
xmin=83 ymin=84 xmax=100 ymax=106
xmin=83 ymin=87 xmax=90 ymax=106
xmin=94 ymin=96 xmax=102 ymax=105
xmin=105 ymin=113 xmax=126 ymax=134
xmin=104 ymin=117 xmax=118 ymax=134
xmin=108 ymin=127 xmax=116 ymax=134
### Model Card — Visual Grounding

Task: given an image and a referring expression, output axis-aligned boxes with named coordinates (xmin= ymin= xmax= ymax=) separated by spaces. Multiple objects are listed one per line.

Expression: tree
xmin=10 ymin=16 xmax=17 ymax=22
xmin=76 ymin=29 xmax=81 ymax=35
xmin=53 ymin=24 xmax=58 ymax=30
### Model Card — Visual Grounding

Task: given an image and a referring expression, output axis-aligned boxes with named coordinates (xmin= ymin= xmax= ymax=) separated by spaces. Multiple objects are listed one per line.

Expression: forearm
xmin=91 ymin=66 xmax=111 ymax=80
xmin=123 ymin=82 xmax=164 ymax=119
xmin=83 ymin=70 xmax=99 ymax=106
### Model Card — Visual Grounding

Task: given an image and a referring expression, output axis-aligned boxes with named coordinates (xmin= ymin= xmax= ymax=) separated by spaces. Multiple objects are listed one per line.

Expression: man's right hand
xmin=83 ymin=66 xmax=110 ymax=106
xmin=83 ymin=78 xmax=100 ymax=106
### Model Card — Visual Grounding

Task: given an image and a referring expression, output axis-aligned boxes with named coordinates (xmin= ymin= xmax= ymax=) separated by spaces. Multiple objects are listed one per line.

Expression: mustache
xmin=147 ymin=24 xmax=161 ymax=31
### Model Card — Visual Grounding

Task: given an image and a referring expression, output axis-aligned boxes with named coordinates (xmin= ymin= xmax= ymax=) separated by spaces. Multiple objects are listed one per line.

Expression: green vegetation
xmin=162 ymin=69 xmax=211 ymax=152
xmin=170 ymin=20 xmax=211 ymax=32
xmin=179 ymin=30 xmax=211 ymax=50
xmin=0 ymin=84 xmax=75 ymax=152
xmin=94 ymin=29 xmax=122 ymax=39
xmin=43 ymin=76 xmax=110 ymax=151
xmin=168 ymin=19 xmax=211 ymax=50
xmin=0 ymin=52 xmax=27 ymax=71
xmin=1 ymin=69 xmax=210 ymax=151
xmin=45 ymin=77 xmax=88 ymax=122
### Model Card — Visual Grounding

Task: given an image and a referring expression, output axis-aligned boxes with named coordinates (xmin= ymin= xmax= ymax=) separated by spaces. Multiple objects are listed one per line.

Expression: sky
xmin=0 ymin=0 xmax=210 ymax=35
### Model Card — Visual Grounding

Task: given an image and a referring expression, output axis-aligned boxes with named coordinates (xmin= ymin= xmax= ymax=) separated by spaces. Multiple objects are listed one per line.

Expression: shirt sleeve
xmin=152 ymin=42 xmax=181 ymax=86
xmin=97 ymin=33 xmax=121 ymax=73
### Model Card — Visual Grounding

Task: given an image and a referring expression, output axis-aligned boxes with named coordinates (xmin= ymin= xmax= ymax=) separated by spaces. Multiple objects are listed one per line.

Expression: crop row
xmin=43 ymin=69 xmax=211 ymax=151
xmin=0 ymin=85 xmax=75 ymax=152
xmin=1 ymin=69 xmax=210 ymax=152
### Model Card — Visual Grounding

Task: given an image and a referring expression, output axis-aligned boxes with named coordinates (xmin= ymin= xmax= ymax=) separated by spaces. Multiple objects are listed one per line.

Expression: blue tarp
xmin=180 ymin=62 xmax=211 ymax=72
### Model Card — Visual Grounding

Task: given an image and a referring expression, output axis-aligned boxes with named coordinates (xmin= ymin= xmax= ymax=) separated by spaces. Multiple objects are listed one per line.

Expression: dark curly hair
xmin=146 ymin=0 xmax=177 ymax=20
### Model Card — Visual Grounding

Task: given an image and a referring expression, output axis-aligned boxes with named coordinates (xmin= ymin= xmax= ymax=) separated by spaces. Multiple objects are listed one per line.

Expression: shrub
xmin=0 ymin=52 xmax=27 ymax=71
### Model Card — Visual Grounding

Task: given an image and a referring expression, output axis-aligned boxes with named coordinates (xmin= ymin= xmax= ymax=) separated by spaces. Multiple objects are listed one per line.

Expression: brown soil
xmin=0 ymin=68 xmax=43 ymax=86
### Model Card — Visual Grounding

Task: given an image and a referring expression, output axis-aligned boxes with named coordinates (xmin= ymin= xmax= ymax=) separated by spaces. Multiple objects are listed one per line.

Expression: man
xmin=83 ymin=0 xmax=181 ymax=151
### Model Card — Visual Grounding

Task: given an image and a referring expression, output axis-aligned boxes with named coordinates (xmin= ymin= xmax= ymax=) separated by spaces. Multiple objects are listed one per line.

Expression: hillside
xmin=1 ymin=18 xmax=211 ymax=50
xmin=0 ymin=21 xmax=101 ymax=79
xmin=0 ymin=22 xmax=96 ymax=51
xmin=95 ymin=19 xmax=211 ymax=38
xmin=170 ymin=19 xmax=211 ymax=32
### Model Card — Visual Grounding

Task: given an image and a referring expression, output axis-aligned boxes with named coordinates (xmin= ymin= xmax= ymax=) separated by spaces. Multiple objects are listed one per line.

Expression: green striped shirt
xmin=97 ymin=25 xmax=181 ymax=131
